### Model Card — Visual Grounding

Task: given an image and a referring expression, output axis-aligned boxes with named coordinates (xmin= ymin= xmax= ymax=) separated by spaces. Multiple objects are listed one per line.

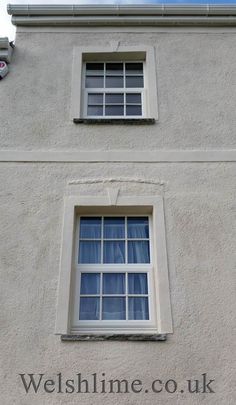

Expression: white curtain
xmin=80 ymin=273 xmax=100 ymax=294
xmin=128 ymin=241 xmax=150 ymax=263
xmin=79 ymin=241 xmax=101 ymax=264
xmin=103 ymin=241 xmax=125 ymax=263
xmin=103 ymin=273 xmax=125 ymax=294
xmin=128 ymin=297 xmax=149 ymax=320
xmin=79 ymin=297 xmax=100 ymax=320
xmin=127 ymin=217 xmax=149 ymax=238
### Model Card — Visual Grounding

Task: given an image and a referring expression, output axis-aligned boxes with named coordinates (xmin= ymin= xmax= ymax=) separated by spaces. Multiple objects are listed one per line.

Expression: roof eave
xmin=8 ymin=4 xmax=236 ymax=27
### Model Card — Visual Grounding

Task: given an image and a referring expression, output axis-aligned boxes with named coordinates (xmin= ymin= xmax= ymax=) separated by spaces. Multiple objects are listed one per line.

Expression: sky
xmin=1 ymin=0 xmax=236 ymax=41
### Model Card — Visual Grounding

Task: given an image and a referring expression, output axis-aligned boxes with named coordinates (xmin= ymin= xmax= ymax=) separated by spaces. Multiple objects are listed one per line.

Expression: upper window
xmin=84 ymin=62 xmax=145 ymax=118
xmin=70 ymin=46 xmax=159 ymax=122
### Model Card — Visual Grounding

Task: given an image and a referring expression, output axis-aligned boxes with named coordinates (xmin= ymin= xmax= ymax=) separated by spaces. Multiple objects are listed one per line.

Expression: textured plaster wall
xmin=1 ymin=163 xmax=235 ymax=404
xmin=1 ymin=29 xmax=236 ymax=149
xmin=0 ymin=27 xmax=236 ymax=404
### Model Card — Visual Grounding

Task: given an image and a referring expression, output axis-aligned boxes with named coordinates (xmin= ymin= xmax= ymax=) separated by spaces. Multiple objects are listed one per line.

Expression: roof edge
xmin=7 ymin=4 xmax=236 ymax=27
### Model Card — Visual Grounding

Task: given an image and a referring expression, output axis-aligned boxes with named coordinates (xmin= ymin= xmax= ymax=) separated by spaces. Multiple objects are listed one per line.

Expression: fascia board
xmin=10 ymin=15 xmax=236 ymax=27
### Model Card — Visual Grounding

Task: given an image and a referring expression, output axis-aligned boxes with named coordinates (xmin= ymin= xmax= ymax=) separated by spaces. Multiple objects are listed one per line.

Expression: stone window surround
xmin=70 ymin=44 xmax=159 ymax=123
xmin=55 ymin=194 xmax=173 ymax=340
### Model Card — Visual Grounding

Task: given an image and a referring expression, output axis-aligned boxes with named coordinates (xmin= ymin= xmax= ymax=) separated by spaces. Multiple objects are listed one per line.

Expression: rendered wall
xmin=1 ymin=29 xmax=236 ymax=149
xmin=0 ymin=27 xmax=235 ymax=404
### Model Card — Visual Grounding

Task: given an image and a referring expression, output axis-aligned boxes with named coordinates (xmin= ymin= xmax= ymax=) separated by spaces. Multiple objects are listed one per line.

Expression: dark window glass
xmin=86 ymin=76 xmax=104 ymax=88
xmin=126 ymin=105 xmax=142 ymax=116
xmin=105 ymin=105 xmax=124 ymax=116
xmin=88 ymin=93 xmax=103 ymax=104
xmin=106 ymin=76 xmax=124 ymax=88
xmin=86 ymin=63 xmax=104 ymax=75
xmin=125 ymin=63 xmax=143 ymax=74
xmin=87 ymin=106 xmax=103 ymax=116
xmin=105 ymin=93 xmax=124 ymax=104
xmin=126 ymin=76 xmax=144 ymax=88
xmin=126 ymin=93 xmax=141 ymax=104
xmin=106 ymin=63 xmax=123 ymax=75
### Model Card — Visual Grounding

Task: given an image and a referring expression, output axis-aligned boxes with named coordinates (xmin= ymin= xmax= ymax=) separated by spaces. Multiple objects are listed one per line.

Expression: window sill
xmin=73 ymin=118 xmax=156 ymax=125
xmin=61 ymin=334 xmax=166 ymax=342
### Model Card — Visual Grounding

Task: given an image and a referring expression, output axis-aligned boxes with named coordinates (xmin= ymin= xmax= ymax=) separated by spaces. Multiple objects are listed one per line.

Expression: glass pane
xmin=127 ymin=217 xmax=149 ymax=238
xmin=105 ymin=93 xmax=124 ymax=104
xmin=126 ymin=76 xmax=144 ymax=88
xmin=80 ymin=217 xmax=102 ymax=239
xmin=104 ymin=217 xmax=125 ymax=239
xmin=105 ymin=76 xmax=123 ymax=88
xmin=102 ymin=297 xmax=126 ymax=320
xmin=79 ymin=241 xmax=101 ymax=264
xmin=105 ymin=105 xmax=124 ymax=116
xmin=128 ymin=297 xmax=149 ymax=320
xmin=87 ymin=106 xmax=103 ymax=116
xmin=106 ymin=63 xmax=123 ymax=75
xmin=86 ymin=76 xmax=103 ymax=88
xmin=126 ymin=93 xmax=142 ymax=104
xmin=88 ymin=93 xmax=103 ymax=104
xmin=79 ymin=297 xmax=100 ymax=320
xmin=128 ymin=273 xmax=148 ymax=295
xmin=128 ymin=241 xmax=150 ymax=263
xmin=103 ymin=273 xmax=125 ymax=295
xmin=103 ymin=241 xmax=125 ymax=263
xmin=125 ymin=63 xmax=143 ymax=74
xmin=86 ymin=63 xmax=104 ymax=75
xmin=126 ymin=105 xmax=142 ymax=116
xmin=80 ymin=273 xmax=100 ymax=295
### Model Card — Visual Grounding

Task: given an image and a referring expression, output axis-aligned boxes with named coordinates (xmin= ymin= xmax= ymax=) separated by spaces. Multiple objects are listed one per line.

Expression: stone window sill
xmin=73 ymin=118 xmax=156 ymax=125
xmin=61 ymin=334 xmax=166 ymax=342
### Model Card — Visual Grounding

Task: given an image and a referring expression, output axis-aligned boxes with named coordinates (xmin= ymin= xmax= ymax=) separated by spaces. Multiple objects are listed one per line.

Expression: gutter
xmin=7 ymin=4 xmax=236 ymax=27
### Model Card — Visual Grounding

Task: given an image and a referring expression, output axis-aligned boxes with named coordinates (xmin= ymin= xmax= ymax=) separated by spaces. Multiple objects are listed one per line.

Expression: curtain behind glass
xmin=104 ymin=241 xmax=125 ymax=263
xmin=79 ymin=241 xmax=101 ymax=263
xmin=128 ymin=241 xmax=150 ymax=263
xmin=127 ymin=217 xmax=149 ymax=238
xmin=103 ymin=273 xmax=125 ymax=294
xmin=128 ymin=297 xmax=149 ymax=320
xmin=80 ymin=217 xmax=101 ymax=239
xmin=128 ymin=273 xmax=148 ymax=294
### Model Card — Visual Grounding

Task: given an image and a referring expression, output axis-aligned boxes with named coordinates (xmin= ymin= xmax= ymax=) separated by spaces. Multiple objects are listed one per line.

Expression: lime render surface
xmin=0 ymin=4 xmax=235 ymax=404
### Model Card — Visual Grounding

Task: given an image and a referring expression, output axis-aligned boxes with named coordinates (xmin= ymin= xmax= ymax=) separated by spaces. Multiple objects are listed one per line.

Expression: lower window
xmin=55 ymin=195 xmax=172 ymax=336
xmin=71 ymin=215 xmax=156 ymax=333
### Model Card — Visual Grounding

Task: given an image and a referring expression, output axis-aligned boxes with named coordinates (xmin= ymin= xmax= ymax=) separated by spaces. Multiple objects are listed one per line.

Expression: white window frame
xmin=72 ymin=214 xmax=155 ymax=333
xmin=55 ymin=195 xmax=172 ymax=336
xmin=70 ymin=45 xmax=158 ymax=121
xmin=83 ymin=61 xmax=146 ymax=119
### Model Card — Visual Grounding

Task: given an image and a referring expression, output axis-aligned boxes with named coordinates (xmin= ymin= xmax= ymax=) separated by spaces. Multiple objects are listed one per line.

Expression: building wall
xmin=0 ymin=27 xmax=235 ymax=404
